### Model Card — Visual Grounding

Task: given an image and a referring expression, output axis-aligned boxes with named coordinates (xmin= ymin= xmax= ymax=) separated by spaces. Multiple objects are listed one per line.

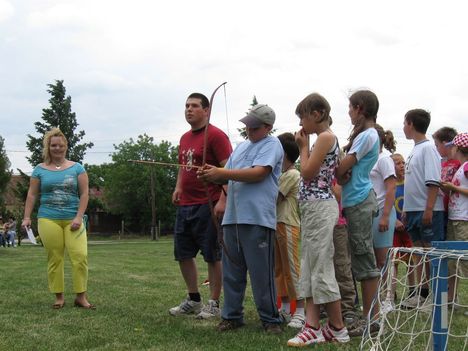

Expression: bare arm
xmin=22 ymin=177 xmax=40 ymax=228
xmin=440 ymin=181 xmax=468 ymax=197
xmin=422 ymin=185 xmax=439 ymax=227
xmin=71 ymin=172 xmax=89 ymax=231
xmin=379 ymin=176 xmax=396 ymax=232
xmin=331 ymin=181 xmax=342 ymax=202
xmin=203 ymin=158 xmax=229 ymax=217
xmin=199 ymin=164 xmax=271 ymax=184
xmin=298 ymin=132 xmax=336 ymax=181
xmin=336 ymin=154 xmax=357 ymax=185
xmin=214 ymin=185 xmax=228 ymax=218
xmin=172 ymin=168 xmax=183 ymax=204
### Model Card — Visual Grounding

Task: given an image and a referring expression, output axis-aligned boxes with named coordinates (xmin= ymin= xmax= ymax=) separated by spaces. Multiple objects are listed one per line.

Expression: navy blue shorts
xmin=406 ymin=211 xmax=445 ymax=244
xmin=174 ymin=204 xmax=221 ymax=262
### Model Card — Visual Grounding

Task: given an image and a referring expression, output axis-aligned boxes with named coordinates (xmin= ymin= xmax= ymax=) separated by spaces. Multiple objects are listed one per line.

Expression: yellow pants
xmin=38 ymin=218 xmax=88 ymax=293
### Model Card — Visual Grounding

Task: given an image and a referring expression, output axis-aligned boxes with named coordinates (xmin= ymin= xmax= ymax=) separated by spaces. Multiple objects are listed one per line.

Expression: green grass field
xmin=0 ymin=239 xmax=466 ymax=350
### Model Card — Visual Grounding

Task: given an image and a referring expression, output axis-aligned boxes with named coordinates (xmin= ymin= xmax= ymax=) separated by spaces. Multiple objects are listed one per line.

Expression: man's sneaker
xmin=322 ymin=322 xmax=350 ymax=343
xmin=196 ymin=299 xmax=220 ymax=319
xmin=287 ymin=313 xmax=306 ymax=329
xmin=400 ymin=295 xmax=426 ymax=310
xmin=279 ymin=310 xmax=291 ymax=324
xmin=169 ymin=297 xmax=202 ymax=316
xmin=217 ymin=319 xmax=245 ymax=332
xmin=287 ymin=326 xmax=326 ymax=347
xmin=348 ymin=319 xmax=380 ymax=337
xmin=264 ymin=323 xmax=282 ymax=334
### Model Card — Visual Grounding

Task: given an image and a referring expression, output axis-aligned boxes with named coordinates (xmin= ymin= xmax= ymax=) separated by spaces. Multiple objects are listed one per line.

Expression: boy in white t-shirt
xmin=401 ymin=109 xmax=444 ymax=308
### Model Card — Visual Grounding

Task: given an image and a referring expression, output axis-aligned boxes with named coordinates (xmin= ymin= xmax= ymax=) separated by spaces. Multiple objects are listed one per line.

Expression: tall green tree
xmin=26 ymin=80 xmax=94 ymax=166
xmin=104 ymin=135 xmax=178 ymax=232
xmin=85 ymin=163 xmax=111 ymax=213
xmin=0 ymin=136 xmax=12 ymax=212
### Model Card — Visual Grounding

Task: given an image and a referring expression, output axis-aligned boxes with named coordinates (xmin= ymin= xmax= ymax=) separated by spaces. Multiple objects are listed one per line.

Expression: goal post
xmin=430 ymin=241 xmax=468 ymax=351
xmin=361 ymin=241 xmax=468 ymax=351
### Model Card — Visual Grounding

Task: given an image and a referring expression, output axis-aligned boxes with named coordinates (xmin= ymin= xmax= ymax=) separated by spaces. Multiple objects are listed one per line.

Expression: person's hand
xmin=378 ymin=215 xmax=389 ymax=232
xmin=440 ymin=181 xmax=455 ymax=193
xmin=21 ymin=218 xmax=31 ymax=229
xmin=172 ymin=188 xmax=182 ymax=205
xmin=214 ymin=197 xmax=226 ymax=219
xmin=338 ymin=169 xmax=352 ymax=185
xmin=70 ymin=216 xmax=83 ymax=231
xmin=294 ymin=129 xmax=309 ymax=150
xmin=422 ymin=209 xmax=433 ymax=228
xmin=197 ymin=164 xmax=223 ymax=183
xmin=395 ymin=219 xmax=405 ymax=232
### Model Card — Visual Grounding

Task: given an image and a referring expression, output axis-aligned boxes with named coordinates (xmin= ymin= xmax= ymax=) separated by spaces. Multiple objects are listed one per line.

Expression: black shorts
xmin=174 ymin=204 xmax=221 ymax=262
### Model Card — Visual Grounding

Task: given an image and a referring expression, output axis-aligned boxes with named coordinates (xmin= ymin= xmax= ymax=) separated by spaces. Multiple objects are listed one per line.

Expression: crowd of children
xmin=179 ymin=89 xmax=468 ymax=346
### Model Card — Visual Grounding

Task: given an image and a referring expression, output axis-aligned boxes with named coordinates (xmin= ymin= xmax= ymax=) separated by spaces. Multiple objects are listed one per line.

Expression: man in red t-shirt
xmin=169 ymin=93 xmax=232 ymax=319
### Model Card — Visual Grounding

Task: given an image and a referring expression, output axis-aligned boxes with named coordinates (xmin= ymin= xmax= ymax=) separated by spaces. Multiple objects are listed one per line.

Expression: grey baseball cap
xmin=239 ymin=104 xmax=276 ymax=128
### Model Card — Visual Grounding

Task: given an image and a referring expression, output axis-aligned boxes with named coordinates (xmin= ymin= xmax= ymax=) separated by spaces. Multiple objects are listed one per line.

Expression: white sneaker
xmin=400 ymin=295 xmax=426 ymax=310
xmin=287 ymin=313 xmax=306 ymax=329
xmin=169 ymin=297 xmax=202 ymax=316
xmin=287 ymin=326 xmax=325 ymax=347
xmin=322 ymin=322 xmax=350 ymax=343
xmin=381 ymin=299 xmax=395 ymax=314
xmin=196 ymin=299 xmax=220 ymax=319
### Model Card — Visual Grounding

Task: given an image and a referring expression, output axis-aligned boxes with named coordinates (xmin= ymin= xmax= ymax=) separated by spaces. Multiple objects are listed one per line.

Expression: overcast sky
xmin=1 ymin=0 xmax=467 ymax=173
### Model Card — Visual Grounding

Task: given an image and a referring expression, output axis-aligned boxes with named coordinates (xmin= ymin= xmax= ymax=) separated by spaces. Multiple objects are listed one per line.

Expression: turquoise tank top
xmin=31 ymin=163 xmax=86 ymax=219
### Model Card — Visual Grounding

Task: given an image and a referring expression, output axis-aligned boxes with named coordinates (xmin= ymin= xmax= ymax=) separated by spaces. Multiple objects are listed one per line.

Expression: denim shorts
xmin=372 ymin=206 xmax=396 ymax=248
xmin=174 ymin=204 xmax=221 ymax=262
xmin=405 ymin=211 xmax=444 ymax=244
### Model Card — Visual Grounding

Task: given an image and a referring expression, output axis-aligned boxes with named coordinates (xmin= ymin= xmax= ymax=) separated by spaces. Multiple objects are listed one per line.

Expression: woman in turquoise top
xmin=22 ymin=128 xmax=94 ymax=309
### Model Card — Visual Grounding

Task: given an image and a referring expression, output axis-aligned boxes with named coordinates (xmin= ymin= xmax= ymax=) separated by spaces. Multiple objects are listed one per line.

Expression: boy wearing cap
xmin=198 ymin=104 xmax=284 ymax=333
xmin=401 ymin=109 xmax=445 ymax=309
xmin=440 ymin=132 xmax=468 ymax=307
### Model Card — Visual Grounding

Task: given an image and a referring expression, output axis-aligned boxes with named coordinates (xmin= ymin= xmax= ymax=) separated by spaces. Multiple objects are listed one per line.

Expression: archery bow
xmin=201 ymin=82 xmax=239 ymax=266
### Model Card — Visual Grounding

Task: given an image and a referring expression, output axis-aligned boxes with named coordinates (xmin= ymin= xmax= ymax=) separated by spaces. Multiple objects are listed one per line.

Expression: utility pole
xmin=150 ymin=166 xmax=157 ymax=240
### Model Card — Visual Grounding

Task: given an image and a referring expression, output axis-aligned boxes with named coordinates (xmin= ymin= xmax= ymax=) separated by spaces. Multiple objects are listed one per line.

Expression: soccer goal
xmin=361 ymin=241 xmax=468 ymax=351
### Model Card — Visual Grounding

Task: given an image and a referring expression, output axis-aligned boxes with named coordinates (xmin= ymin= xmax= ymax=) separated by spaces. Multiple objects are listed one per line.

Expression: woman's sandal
xmin=52 ymin=302 xmax=65 ymax=309
xmin=74 ymin=300 xmax=96 ymax=310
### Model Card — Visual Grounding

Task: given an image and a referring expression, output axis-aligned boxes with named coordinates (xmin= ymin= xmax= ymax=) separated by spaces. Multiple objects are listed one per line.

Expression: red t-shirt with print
xmin=178 ymin=124 xmax=232 ymax=205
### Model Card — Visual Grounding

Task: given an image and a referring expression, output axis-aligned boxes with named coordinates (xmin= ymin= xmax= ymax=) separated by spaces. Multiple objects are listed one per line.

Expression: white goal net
xmin=361 ymin=242 xmax=468 ymax=351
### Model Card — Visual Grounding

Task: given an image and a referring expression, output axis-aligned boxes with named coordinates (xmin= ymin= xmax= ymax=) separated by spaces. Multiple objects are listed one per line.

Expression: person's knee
xmin=70 ymin=251 xmax=88 ymax=265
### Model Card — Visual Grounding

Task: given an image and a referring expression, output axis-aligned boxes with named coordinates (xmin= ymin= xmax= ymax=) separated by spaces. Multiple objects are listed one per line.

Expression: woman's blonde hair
xmin=42 ymin=128 xmax=67 ymax=164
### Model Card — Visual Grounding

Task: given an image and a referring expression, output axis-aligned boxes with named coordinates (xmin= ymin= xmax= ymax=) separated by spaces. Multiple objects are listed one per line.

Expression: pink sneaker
xmin=287 ymin=326 xmax=325 ymax=347
xmin=322 ymin=322 xmax=350 ymax=343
